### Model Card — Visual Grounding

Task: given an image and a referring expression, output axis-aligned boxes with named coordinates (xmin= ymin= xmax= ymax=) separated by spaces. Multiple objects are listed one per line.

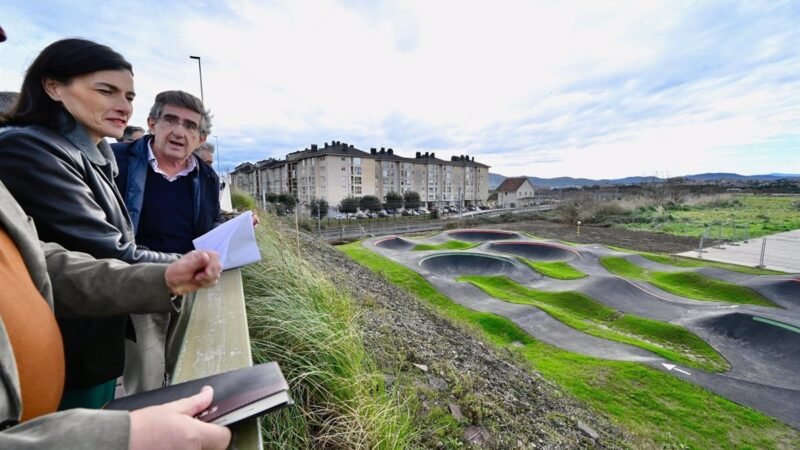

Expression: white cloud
xmin=1 ymin=0 xmax=798 ymax=177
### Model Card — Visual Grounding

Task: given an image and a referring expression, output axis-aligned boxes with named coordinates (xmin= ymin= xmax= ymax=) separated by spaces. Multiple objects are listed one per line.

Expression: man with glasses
xmin=112 ymin=90 xmax=221 ymax=395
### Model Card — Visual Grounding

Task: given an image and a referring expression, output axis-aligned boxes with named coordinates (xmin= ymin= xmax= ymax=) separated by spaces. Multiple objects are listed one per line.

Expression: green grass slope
xmin=412 ymin=240 xmax=478 ymax=251
xmin=519 ymin=258 xmax=587 ymax=279
xmin=338 ymin=241 xmax=800 ymax=449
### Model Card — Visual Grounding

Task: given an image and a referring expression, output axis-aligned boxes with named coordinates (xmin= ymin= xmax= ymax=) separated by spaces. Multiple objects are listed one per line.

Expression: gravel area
xmin=476 ymin=218 xmax=700 ymax=254
xmin=292 ymin=227 xmax=631 ymax=449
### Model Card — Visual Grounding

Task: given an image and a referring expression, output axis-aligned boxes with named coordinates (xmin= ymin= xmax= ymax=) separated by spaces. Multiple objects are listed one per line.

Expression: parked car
xmin=355 ymin=212 xmax=368 ymax=219
xmin=378 ymin=211 xmax=389 ymax=218
xmin=417 ymin=207 xmax=430 ymax=214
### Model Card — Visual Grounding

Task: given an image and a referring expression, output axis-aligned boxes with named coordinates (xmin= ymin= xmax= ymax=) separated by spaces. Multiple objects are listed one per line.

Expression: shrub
xmin=384 ymin=191 xmax=404 ymax=211
xmin=403 ymin=191 xmax=421 ymax=210
xmin=278 ymin=193 xmax=296 ymax=210
xmin=309 ymin=198 xmax=329 ymax=218
xmin=231 ymin=188 xmax=256 ymax=211
xmin=360 ymin=195 xmax=382 ymax=212
xmin=587 ymin=201 xmax=630 ymax=223
xmin=340 ymin=196 xmax=359 ymax=215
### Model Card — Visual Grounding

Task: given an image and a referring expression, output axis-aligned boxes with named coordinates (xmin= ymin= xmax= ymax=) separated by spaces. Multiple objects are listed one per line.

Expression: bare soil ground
xmin=292 ymin=226 xmax=631 ymax=449
xmin=471 ymin=217 xmax=701 ymax=254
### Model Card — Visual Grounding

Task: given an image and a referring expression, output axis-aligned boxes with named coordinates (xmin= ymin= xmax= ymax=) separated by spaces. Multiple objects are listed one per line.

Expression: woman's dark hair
xmin=0 ymin=38 xmax=132 ymax=129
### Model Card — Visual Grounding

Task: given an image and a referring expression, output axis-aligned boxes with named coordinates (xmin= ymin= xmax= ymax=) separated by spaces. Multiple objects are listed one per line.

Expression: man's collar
xmin=147 ymin=140 xmax=197 ymax=181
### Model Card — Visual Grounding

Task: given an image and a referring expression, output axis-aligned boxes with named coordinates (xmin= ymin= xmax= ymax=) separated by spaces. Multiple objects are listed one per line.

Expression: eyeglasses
xmin=158 ymin=114 xmax=200 ymax=135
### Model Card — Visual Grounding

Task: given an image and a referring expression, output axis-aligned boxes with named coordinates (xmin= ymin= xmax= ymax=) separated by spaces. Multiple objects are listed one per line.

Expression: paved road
xmin=677 ymin=229 xmax=800 ymax=273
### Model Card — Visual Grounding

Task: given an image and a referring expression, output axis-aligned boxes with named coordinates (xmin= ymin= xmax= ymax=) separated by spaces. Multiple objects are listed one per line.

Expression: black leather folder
xmin=105 ymin=362 xmax=292 ymax=426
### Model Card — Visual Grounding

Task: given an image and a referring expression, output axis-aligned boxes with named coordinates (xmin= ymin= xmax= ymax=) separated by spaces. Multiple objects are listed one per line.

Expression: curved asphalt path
xmin=363 ymin=232 xmax=800 ymax=428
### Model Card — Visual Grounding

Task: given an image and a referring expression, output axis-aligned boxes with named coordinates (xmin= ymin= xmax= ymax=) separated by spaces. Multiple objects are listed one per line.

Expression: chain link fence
xmin=757 ymin=237 xmax=800 ymax=270
xmin=694 ymin=231 xmax=800 ymax=272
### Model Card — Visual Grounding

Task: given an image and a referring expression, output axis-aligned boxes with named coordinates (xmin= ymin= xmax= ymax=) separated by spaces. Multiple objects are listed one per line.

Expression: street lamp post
xmin=189 ymin=55 xmax=204 ymax=103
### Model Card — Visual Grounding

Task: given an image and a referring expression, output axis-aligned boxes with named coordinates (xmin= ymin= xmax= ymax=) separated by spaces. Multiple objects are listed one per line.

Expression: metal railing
xmin=312 ymin=205 xmax=555 ymax=242
xmin=694 ymin=233 xmax=800 ymax=273
xmin=170 ymin=268 xmax=262 ymax=450
xmin=757 ymin=237 xmax=800 ymax=270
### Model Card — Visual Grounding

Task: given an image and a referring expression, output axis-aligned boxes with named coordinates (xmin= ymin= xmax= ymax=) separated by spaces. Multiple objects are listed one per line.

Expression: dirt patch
xmin=477 ymin=218 xmax=700 ymax=254
xmin=291 ymin=226 xmax=629 ymax=449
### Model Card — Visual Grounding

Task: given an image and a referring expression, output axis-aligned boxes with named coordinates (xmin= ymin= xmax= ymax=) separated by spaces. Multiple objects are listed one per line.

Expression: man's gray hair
xmin=0 ymin=91 xmax=19 ymax=114
xmin=119 ymin=125 xmax=145 ymax=142
xmin=195 ymin=142 xmax=215 ymax=154
xmin=148 ymin=90 xmax=212 ymax=136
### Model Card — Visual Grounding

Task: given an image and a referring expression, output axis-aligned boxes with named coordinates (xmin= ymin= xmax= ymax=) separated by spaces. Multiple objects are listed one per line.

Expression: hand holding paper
xmin=192 ymin=211 xmax=262 ymax=270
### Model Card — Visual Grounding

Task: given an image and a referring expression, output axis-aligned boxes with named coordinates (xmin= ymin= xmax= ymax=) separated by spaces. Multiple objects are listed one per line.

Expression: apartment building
xmin=231 ymin=141 xmax=490 ymax=211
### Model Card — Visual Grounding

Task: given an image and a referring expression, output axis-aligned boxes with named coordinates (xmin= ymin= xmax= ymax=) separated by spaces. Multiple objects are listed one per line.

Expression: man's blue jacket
xmin=111 ymin=136 xmax=221 ymax=238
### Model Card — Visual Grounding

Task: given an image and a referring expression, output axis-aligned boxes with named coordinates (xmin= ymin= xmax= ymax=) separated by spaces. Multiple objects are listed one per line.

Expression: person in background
xmin=194 ymin=141 xmax=215 ymax=167
xmin=112 ymin=90 xmax=222 ymax=394
xmin=0 ymin=179 xmax=230 ymax=450
xmin=0 ymin=92 xmax=18 ymax=113
xmin=117 ymin=125 xmax=145 ymax=143
xmin=0 ymin=38 xmax=179 ymax=409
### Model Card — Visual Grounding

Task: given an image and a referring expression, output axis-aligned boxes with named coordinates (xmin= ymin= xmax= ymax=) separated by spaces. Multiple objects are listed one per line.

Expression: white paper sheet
xmin=192 ymin=211 xmax=262 ymax=270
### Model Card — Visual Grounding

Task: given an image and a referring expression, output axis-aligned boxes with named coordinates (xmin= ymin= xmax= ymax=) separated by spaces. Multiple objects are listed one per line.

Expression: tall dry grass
xmin=243 ymin=216 xmax=415 ymax=448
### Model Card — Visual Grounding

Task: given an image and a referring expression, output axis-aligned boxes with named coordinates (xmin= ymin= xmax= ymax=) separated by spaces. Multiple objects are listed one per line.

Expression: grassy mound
xmin=600 ymin=257 xmax=777 ymax=307
xmin=519 ymin=258 xmax=587 ymax=279
xmin=458 ymin=275 xmax=727 ymax=372
xmin=637 ymin=252 xmax=784 ymax=275
xmin=412 ymin=240 xmax=478 ymax=251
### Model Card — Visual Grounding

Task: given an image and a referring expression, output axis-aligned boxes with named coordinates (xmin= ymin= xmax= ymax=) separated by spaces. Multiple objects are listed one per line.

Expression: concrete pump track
xmin=365 ymin=229 xmax=800 ymax=429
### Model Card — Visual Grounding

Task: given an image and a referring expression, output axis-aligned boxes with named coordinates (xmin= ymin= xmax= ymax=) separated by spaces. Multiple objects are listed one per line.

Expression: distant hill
xmin=684 ymin=173 xmax=800 ymax=182
xmin=488 ymin=172 xmax=800 ymax=189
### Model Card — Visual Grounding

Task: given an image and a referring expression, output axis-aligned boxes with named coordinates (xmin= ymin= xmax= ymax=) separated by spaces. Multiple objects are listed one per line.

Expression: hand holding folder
xmin=106 ymin=362 xmax=292 ymax=426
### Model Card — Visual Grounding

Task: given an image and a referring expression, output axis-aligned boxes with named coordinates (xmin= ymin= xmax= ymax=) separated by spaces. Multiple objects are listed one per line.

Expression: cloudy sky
xmin=2 ymin=0 xmax=798 ymax=179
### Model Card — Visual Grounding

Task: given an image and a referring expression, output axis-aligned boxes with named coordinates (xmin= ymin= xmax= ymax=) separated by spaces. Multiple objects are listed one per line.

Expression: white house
xmin=496 ymin=177 xmax=535 ymax=208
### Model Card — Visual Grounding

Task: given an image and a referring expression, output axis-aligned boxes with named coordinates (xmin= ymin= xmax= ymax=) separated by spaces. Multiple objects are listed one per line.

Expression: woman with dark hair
xmin=0 ymin=38 xmax=179 ymax=409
